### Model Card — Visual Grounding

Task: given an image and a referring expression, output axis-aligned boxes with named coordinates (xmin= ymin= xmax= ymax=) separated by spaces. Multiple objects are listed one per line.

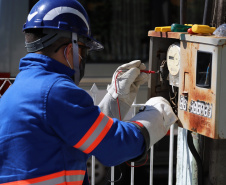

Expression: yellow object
xmin=192 ymin=25 xmax=216 ymax=34
xmin=155 ymin=26 xmax=171 ymax=32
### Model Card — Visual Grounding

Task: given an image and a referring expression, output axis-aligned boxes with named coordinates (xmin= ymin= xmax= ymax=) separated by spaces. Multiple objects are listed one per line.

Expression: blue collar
xmin=19 ymin=53 xmax=75 ymax=77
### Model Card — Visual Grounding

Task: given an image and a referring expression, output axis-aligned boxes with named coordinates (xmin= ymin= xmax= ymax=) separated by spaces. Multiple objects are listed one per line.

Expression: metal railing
xmin=90 ymin=83 xmax=176 ymax=185
xmin=0 ymin=79 xmax=176 ymax=185
xmin=0 ymin=78 xmax=15 ymax=97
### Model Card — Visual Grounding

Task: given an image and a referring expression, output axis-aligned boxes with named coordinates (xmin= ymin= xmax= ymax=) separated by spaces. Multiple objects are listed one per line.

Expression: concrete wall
xmin=0 ymin=0 xmax=28 ymax=76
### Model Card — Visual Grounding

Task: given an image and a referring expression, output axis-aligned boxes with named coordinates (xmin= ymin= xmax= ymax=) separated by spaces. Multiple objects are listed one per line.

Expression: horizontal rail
xmin=0 ymin=78 xmax=15 ymax=80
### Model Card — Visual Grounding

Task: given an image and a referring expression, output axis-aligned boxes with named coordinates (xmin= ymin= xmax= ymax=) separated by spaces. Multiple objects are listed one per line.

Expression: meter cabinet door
xmin=178 ymin=41 xmax=219 ymax=139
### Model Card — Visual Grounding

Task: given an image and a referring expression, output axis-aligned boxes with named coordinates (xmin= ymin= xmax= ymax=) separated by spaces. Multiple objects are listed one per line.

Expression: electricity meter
xmin=178 ymin=34 xmax=226 ymax=139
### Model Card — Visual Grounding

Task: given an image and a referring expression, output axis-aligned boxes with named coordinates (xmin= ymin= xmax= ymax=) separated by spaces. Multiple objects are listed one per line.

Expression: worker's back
xmin=0 ymin=53 xmax=90 ymax=184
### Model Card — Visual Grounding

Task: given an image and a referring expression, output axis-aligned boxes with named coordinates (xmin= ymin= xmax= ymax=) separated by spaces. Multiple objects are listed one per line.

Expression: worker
xmin=0 ymin=0 xmax=177 ymax=184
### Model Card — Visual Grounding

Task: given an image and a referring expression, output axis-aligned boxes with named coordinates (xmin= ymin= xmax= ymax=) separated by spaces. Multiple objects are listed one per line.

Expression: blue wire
xmin=205 ymin=64 xmax=210 ymax=85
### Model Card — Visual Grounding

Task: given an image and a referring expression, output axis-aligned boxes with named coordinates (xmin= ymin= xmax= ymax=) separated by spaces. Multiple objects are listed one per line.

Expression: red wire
xmin=125 ymin=154 xmax=149 ymax=167
xmin=140 ymin=70 xmax=156 ymax=74
xmin=115 ymin=70 xmax=123 ymax=121
xmin=115 ymin=70 xmax=149 ymax=168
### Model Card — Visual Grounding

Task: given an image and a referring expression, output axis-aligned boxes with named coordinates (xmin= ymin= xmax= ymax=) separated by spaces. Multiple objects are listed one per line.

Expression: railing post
xmin=168 ymin=124 xmax=175 ymax=185
xmin=131 ymin=162 xmax=135 ymax=185
xmin=130 ymin=98 xmax=137 ymax=185
xmin=90 ymin=83 xmax=99 ymax=185
xmin=150 ymin=146 xmax=154 ymax=185
xmin=91 ymin=156 xmax=95 ymax=185
xmin=111 ymin=166 xmax=115 ymax=185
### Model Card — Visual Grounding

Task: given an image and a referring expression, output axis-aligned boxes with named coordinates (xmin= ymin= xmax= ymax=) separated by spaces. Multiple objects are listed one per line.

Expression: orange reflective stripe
xmin=65 ymin=170 xmax=86 ymax=176
xmin=74 ymin=112 xmax=114 ymax=154
xmin=83 ymin=117 xmax=114 ymax=154
xmin=57 ymin=181 xmax=83 ymax=185
xmin=74 ymin=112 xmax=105 ymax=149
xmin=131 ymin=121 xmax=144 ymax=128
xmin=0 ymin=170 xmax=85 ymax=185
xmin=0 ymin=171 xmax=64 ymax=185
xmin=27 ymin=170 xmax=64 ymax=184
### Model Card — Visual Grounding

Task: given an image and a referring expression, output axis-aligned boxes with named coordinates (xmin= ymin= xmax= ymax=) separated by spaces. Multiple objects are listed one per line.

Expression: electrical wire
xmin=115 ymin=69 xmax=150 ymax=170
xmin=125 ymin=154 xmax=149 ymax=167
xmin=106 ymin=166 xmax=123 ymax=183
xmin=169 ymin=86 xmax=178 ymax=114
xmin=115 ymin=70 xmax=123 ymax=121
xmin=211 ymin=0 xmax=217 ymax=27
xmin=106 ymin=70 xmax=123 ymax=183
xmin=111 ymin=68 xmax=158 ymax=182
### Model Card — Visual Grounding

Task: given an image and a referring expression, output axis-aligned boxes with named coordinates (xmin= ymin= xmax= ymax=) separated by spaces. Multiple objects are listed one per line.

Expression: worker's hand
xmin=108 ymin=60 xmax=148 ymax=105
xmin=130 ymin=97 xmax=178 ymax=148
xmin=99 ymin=60 xmax=148 ymax=120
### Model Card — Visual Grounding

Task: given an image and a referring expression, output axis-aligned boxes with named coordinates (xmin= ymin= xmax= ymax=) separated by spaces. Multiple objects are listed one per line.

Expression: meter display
xmin=167 ymin=43 xmax=180 ymax=87
xmin=196 ymin=51 xmax=212 ymax=88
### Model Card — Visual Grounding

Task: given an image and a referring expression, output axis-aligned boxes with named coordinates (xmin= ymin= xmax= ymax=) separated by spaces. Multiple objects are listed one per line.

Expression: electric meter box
xmin=178 ymin=35 xmax=226 ymax=139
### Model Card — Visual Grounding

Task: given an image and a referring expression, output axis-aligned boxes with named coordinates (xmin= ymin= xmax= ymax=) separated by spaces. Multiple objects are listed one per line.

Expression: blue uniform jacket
xmin=0 ymin=53 xmax=145 ymax=185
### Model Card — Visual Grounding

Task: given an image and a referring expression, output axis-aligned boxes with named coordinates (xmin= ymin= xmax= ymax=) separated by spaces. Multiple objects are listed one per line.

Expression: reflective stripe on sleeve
xmin=0 ymin=170 xmax=85 ymax=185
xmin=128 ymin=121 xmax=150 ymax=153
xmin=74 ymin=112 xmax=114 ymax=154
xmin=130 ymin=121 xmax=144 ymax=128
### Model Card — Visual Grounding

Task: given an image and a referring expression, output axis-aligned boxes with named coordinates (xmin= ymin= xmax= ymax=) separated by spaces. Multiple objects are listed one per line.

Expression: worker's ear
xmin=65 ymin=43 xmax=73 ymax=59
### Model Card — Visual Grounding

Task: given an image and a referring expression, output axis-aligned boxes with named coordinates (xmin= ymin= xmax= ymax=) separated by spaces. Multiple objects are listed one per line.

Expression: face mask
xmin=64 ymin=45 xmax=87 ymax=83
xmin=78 ymin=45 xmax=88 ymax=80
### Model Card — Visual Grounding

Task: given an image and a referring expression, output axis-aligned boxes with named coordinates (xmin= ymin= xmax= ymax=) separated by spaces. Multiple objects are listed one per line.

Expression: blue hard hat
xmin=23 ymin=0 xmax=103 ymax=52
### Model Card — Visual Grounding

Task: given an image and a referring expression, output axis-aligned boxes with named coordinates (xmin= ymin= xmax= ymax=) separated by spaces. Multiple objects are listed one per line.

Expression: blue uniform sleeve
xmin=45 ymin=78 xmax=145 ymax=166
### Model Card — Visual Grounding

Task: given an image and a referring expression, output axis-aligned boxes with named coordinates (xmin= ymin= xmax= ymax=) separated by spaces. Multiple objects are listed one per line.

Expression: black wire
xmin=180 ymin=0 xmax=187 ymax=25
xmin=187 ymin=130 xmax=203 ymax=185
xmin=202 ymin=0 xmax=209 ymax=25
xmin=106 ymin=166 xmax=123 ymax=183
xmin=169 ymin=86 xmax=178 ymax=114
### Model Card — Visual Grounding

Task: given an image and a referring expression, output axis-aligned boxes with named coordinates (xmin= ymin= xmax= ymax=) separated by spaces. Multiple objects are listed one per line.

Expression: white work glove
xmin=99 ymin=60 xmax=148 ymax=119
xmin=130 ymin=97 xmax=178 ymax=148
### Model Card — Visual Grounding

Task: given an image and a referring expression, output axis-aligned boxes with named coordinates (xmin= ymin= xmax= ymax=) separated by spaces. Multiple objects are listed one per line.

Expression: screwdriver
xmin=171 ymin=23 xmax=191 ymax=32
xmin=119 ymin=69 xmax=158 ymax=74
xmin=140 ymin=70 xmax=159 ymax=74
